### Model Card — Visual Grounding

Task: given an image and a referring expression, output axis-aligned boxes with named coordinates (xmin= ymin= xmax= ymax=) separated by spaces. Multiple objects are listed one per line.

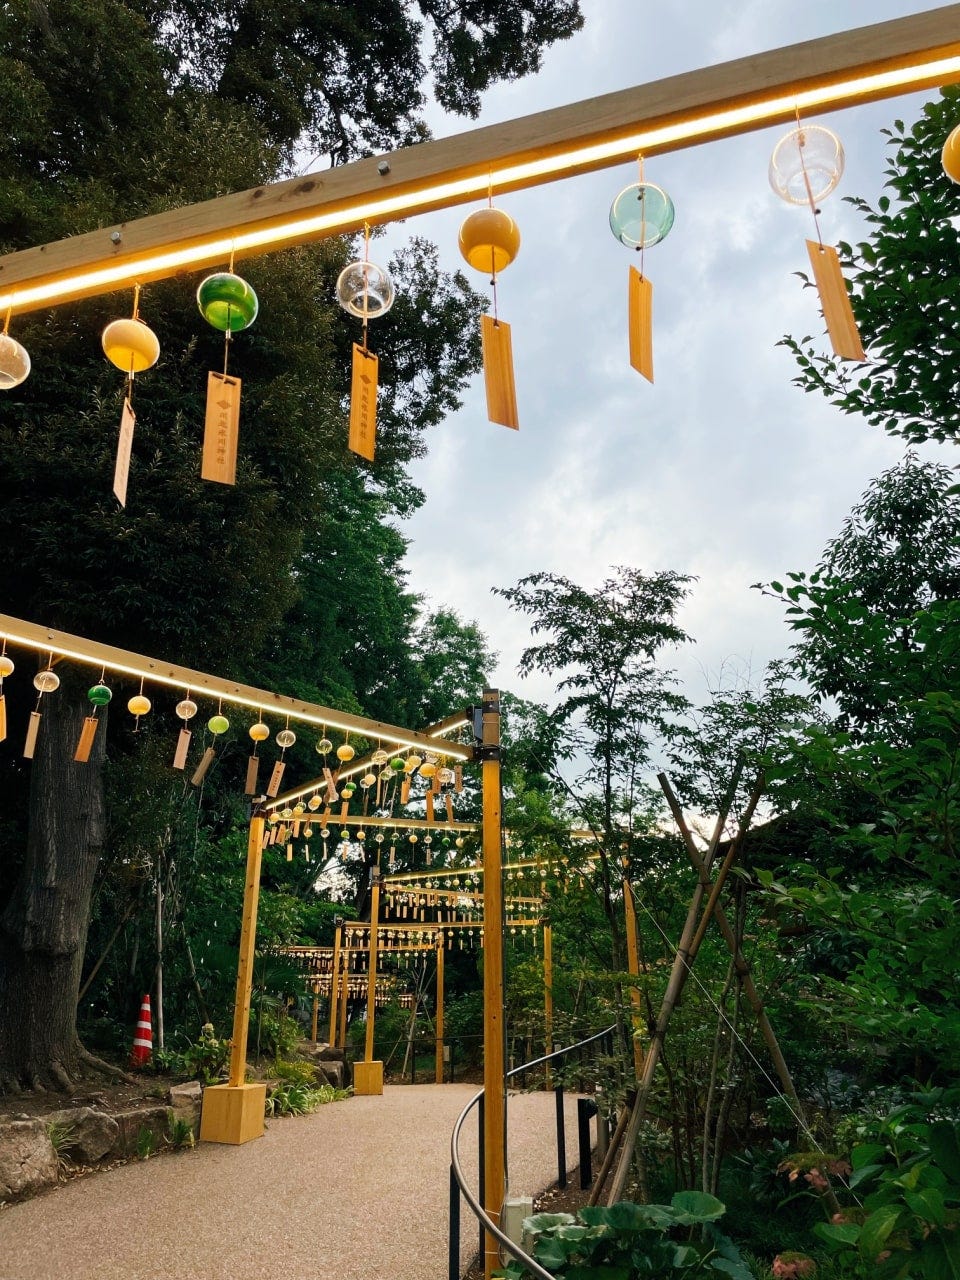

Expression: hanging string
xmin=795 ymin=106 xmax=825 ymax=249
xmin=2 ymin=308 xmax=10 ymax=336
xmin=127 ymin=285 xmax=142 ymax=404
xmin=636 ymin=153 xmax=647 ymax=279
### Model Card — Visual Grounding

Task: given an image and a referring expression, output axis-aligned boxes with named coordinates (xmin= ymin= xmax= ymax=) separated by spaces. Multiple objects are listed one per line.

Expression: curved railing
xmin=449 ymin=1024 xmax=617 ymax=1280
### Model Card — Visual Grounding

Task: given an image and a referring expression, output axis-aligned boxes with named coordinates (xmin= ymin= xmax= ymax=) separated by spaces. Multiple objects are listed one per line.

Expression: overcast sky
xmin=380 ymin=2 xmax=956 ymax=729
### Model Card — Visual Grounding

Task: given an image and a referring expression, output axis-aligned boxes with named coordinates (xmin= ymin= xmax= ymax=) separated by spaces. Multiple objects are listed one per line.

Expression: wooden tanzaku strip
xmin=113 ymin=399 xmax=135 ymax=508
xmin=172 ymin=726 xmax=191 ymax=770
xmin=202 ymin=371 xmax=241 ymax=485
xmin=0 ymin=693 xmax=6 ymax=743
xmin=2 ymin=8 xmax=959 ymax=314
xmin=191 ymin=745 xmax=216 ymax=786
xmin=445 ymin=794 xmax=454 ymax=823
xmin=244 ymin=755 xmax=259 ymax=796
xmin=628 ymin=266 xmax=654 ymax=382
xmin=0 ymin=612 xmax=473 ymax=758
xmin=426 ymin=792 xmax=434 ymax=823
xmin=806 ymin=240 xmax=867 ymax=362
xmin=481 ymin=315 xmax=519 ymax=429
xmin=74 ymin=715 xmax=99 ymax=763
xmin=348 ymin=344 xmax=378 ymax=461
xmin=266 ymin=759 xmax=285 ymax=797
xmin=23 ymin=710 xmax=41 ymax=759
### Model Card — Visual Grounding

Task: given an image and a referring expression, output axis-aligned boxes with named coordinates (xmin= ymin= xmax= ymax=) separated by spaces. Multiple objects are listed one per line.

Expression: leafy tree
xmin=763 ymin=454 xmax=960 ymax=738
xmin=0 ymin=0 xmax=552 ymax=1091
xmin=153 ymin=0 xmax=584 ymax=162
xmin=495 ymin=566 xmax=693 ymax=961
xmin=782 ymin=88 xmax=960 ymax=444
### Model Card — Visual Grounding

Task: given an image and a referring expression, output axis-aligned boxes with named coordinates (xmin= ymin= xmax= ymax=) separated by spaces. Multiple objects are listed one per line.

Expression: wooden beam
xmin=0 ymin=612 xmax=472 ymax=757
xmin=1 ymin=7 xmax=958 ymax=315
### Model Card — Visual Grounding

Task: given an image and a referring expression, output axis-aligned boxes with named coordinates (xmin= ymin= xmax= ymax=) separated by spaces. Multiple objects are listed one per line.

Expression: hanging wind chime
xmin=268 ymin=722 xmax=297 ymax=798
xmin=24 ymin=657 xmax=60 ymax=759
xmin=769 ymin=120 xmax=864 ymax=361
xmin=196 ymin=263 xmax=259 ymax=484
xmin=101 ymin=287 xmax=160 ymax=506
xmin=942 ymin=121 xmax=960 ymax=182
xmin=458 ymin=197 xmax=521 ymax=428
xmin=172 ymin=694 xmax=198 ymax=770
xmin=74 ymin=673 xmax=112 ymax=763
xmin=609 ymin=159 xmax=675 ymax=383
xmin=246 ymin=717 xmax=270 ymax=796
xmin=0 ymin=645 xmax=13 ymax=742
xmin=0 ymin=310 xmax=30 ymax=391
xmin=336 ymin=226 xmax=395 ymax=462
xmin=191 ymin=706 xmax=229 ymax=786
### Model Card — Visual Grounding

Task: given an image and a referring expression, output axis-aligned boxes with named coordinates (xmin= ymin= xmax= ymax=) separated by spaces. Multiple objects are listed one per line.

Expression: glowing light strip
xmin=1 ymin=52 xmax=958 ymax=315
xmin=0 ymin=620 xmax=473 ymax=757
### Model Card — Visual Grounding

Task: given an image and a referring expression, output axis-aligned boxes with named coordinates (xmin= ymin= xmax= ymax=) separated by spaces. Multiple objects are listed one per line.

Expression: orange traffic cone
xmin=130 ymin=993 xmax=152 ymax=1067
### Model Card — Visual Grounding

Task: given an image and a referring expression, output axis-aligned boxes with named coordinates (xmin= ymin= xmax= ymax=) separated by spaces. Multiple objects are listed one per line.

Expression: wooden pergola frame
xmin=0 ymin=8 xmax=958 ymax=316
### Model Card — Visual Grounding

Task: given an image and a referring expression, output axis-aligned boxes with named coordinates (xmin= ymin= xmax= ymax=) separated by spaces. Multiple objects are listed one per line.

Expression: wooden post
xmin=622 ymin=879 xmax=645 ymax=1079
xmin=543 ymin=922 xmax=554 ymax=1089
xmin=199 ymin=810 xmax=268 ymax=1144
xmin=481 ymin=690 xmax=506 ymax=1280
xmin=310 ymin=990 xmax=319 ymax=1044
xmin=355 ymin=871 xmax=384 ymax=1095
xmin=328 ymin=923 xmax=343 ymax=1046
xmin=435 ymin=935 xmax=445 ymax=1085
xmin=338 ymin=947 xmax=350 ymax=1050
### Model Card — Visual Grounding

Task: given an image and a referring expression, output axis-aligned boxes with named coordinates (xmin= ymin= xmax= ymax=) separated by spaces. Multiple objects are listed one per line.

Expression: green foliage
xmin=265 ymin=1079 xmax=350 ymax=1116
xmin=158 ymin=1024 xmax=231 ymax=1085
xmin=166 ymin=1117 xmax=196 ymax=1150
xmin=781 ymin=89 xmax=960 ymax=445
xmin=136 ymin=1126 xmax=158 ymax=1160
xmin=46 ymin=1119 xmax=78 ymax=1169
xmin=811 ymin=1093 xmax=960 ymax=1279
xmin=496 ymin=1194 xmax=752 ymax=1280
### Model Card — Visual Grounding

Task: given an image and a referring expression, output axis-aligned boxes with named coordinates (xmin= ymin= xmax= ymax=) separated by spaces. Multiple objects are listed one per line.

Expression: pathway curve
xmin=0 ymin=1084 xmax=583 ymax=1280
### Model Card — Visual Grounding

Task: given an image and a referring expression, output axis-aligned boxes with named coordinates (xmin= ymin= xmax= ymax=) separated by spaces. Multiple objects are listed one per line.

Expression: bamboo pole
xmin=338 ymin=948 xmax=350 ymax=1049
xmin=622 ymin=879 xmax=645 ymax=1079
xmin=606 ymin=768 xmax=743 ymax=1203
xmin=481 ymin=690 xmax=506 ymax=1280
xmin=543 ymin=922 xmax=553 ymax=1089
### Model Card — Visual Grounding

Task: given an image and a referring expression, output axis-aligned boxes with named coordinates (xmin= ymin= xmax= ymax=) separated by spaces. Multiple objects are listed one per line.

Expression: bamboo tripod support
xmin=605 ymin=766 xmax=762 ymax=1204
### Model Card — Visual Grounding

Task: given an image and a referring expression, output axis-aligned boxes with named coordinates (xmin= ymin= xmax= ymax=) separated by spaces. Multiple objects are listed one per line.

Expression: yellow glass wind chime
xmin=458 ymin=194 xmax=522 ymax=428
xmin=768 ymin=117 xmax=864 ymax=360
xmin=337 ymin=226 xmax=395 ymax=461
xmin=609 ymin=157 xmax=676 ymax=382
xmin=100 ymin=286 xmax=161 ymax=506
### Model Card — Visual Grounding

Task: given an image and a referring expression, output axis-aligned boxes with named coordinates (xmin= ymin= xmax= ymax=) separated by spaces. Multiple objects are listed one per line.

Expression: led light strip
xmin=0 ymin=614 xmax=473 ymax=758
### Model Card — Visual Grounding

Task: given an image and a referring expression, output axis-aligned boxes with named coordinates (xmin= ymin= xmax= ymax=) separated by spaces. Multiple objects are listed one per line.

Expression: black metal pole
xmin=449 ymin=1163 xmax=461 ymax=1280
xmin=555 ymin=1085 xmax=567 ymax=1189
xmin=577 ymin=1098 xmax=594 ymax=1189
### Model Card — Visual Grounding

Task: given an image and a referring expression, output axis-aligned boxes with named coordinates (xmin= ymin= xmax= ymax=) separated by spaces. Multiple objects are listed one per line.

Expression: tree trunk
xmin=0 ymin=674 xmax=106 ymax=1090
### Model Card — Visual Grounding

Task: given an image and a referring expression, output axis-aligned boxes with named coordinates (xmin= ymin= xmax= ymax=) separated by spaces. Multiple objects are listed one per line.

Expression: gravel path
xmin=0 ymin=1084 xmax=583 ymax=1280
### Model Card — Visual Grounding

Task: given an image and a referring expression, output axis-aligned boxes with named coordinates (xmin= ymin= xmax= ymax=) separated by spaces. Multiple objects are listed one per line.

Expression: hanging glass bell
xmin=101 ymin=318 xmax=160 ymax=372
xmin=609 ymin=182 xmax=675 ymax=249
xmin=458 ymin=208 xmax=521 ymax=273
xmin=0 ymin=333 xmax=31 ymax=389
xmin=335 ymin=261 xmax=395 ymax=319
xmin=942 ymin=123 xmax=960 ymax=183
xmin=197 ymin=273 xmax=259 ymax=331
xmin=769 ymin=125 xmax=844 ymax=205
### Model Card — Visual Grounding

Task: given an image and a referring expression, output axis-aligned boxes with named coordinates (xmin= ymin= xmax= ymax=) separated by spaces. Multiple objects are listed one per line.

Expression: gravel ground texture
xmin=0 ymin=1083 xmax=586 ymax=1280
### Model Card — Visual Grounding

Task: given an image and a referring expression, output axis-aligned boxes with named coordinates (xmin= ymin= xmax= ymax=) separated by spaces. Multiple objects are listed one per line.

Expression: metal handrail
xmin=450 ymin=1023 xmax=617 ymax=1279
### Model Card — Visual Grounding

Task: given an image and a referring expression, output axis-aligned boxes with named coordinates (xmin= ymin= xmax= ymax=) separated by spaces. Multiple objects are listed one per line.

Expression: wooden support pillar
xmin=338 ymin=947 xmax=350 ymax=1050
xmin=622 ymin=879 xmax=645 ymax=1080
xmin=355 ymin=871 xmax=384 ymax=1095
xmin=481 ymin=690 xmax=505 ymax=1280
xmin=310 ymin=990 xmax=320 ymax=1045
xmin=435 ymin=935 xmax=445 ymax=1085
xmin=200 ymin=810 xmax=267 ymax=1144
xmin=543 ymin=922 xmax=553 ymax=1089
xmin=328 ymin=923 xmax=343 ymax=1046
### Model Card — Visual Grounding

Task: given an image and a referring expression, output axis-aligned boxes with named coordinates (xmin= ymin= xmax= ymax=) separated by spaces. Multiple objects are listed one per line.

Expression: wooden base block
xmin=352 ymin=1060 xmax=384 ymax=1096
xmin=199 ymin=1082 xmax=267 ymax=1145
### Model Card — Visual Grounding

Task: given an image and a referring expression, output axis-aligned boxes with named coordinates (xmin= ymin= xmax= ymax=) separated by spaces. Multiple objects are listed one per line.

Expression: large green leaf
xmin=669 ymin=1191 xmax=726 ymax=1223
xmin=813 ymin=1221 xmax=861 ymax=1248
xmin=930 ymin=1123 xmax=960 ymax=1186
xmin=922 ymin=1230 xmax=960 ymax=1280
xmin=859 ymin=1204 xmax=904 ymax=1259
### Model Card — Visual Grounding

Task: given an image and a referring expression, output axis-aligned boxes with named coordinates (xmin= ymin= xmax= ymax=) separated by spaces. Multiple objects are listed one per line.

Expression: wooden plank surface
xmin=0 ymin=7 xmax=958 ymax=312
